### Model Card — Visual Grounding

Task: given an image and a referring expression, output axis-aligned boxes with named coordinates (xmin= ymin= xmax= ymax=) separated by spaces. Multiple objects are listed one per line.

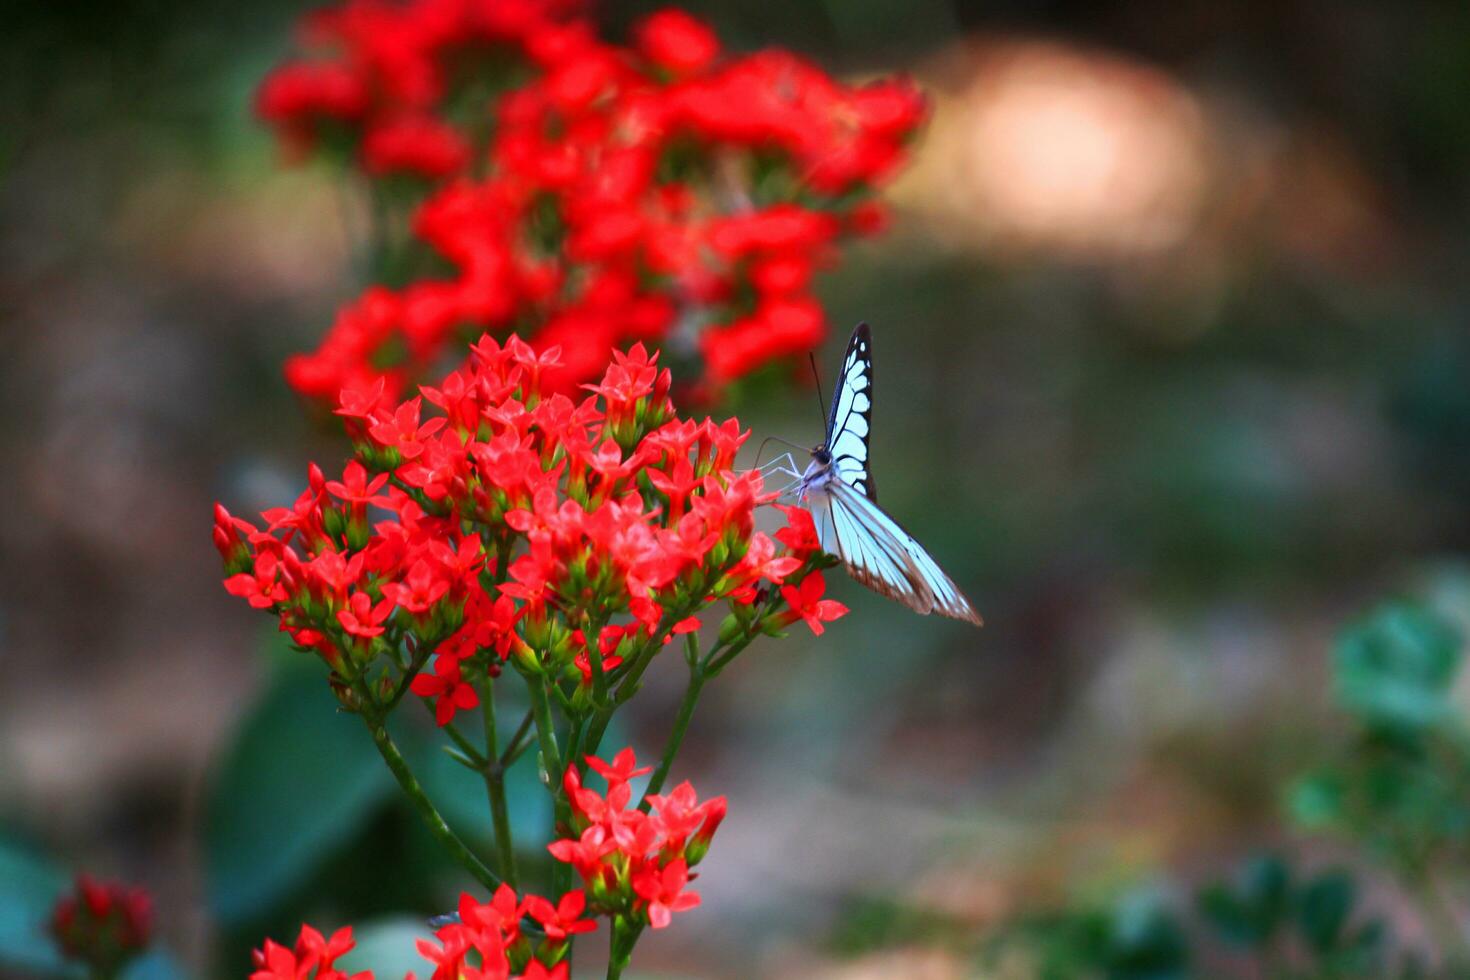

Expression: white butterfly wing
xmin=807 ymin=486 xmax=929 ymax=612
xmin=825 ymin=324 xmax=877 ymax=501
xmin=825 ymin=480 xmax=983 ymax=625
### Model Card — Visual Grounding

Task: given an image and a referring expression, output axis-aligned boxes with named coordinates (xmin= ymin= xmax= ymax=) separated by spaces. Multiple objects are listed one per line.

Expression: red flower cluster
xmin=258 ymin=0 xmax=925 ymax=401
xmin=50 ymin=875 xmax=153 ymax=976
xmin=219 ymin=335 xmax=840 ymax=726
xmin=550 ymin=748 xmax=724 ymax=930
xmin=252 ymin=925 xmax=365 ymax=980
xmin=253 ymin=887 xmax=591 ymax=980
xmin=415 ymin=885 xmax=593 ymax=980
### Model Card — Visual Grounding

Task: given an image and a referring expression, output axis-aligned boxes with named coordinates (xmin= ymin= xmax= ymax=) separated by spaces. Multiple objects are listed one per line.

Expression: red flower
xmin=410 ymin=654 xmax=479 ymax=725
xmin=256 ymin=61 xmax=369 ymax=145
xmin=366 ymin=397 xmax=447 ymax=460
xmin=631 ymin=857 xmax=701 ymax=929
xmin=774 ymin=503 xmax=820 ymax=555
xmin=549 ymin=748 xmax=725 ymax=928
xmin=587 ymin=747 xmax=653 ymax=788
xmin=646 ymin=781 xmax=726 ymax=856
xmin=363 ymin=115 xmax=470 ymax=179
xmin=523 ymin=889 xmax=598 ymax=941
xmin=224 ymin=551 xmax=288 ymax=609
xmin=382 ymin=558 xmax=450 ymax=614
xmin=50 ymin=875 xmax=152 ymax=975
xmin=634 ymin=10 xmax=720 ymax=75
xmin=337 ymin=590 xmax=395 ymax=638
xmin=223 ymin=332 xmax=831 ymax=695
xmin=409 ymin=886 xmax=586 ymax=980
xmin=779 ymin=571 xmax=848 ymax=635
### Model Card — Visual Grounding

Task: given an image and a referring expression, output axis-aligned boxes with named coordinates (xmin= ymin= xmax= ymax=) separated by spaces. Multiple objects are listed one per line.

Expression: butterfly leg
xmin=758 ymin=452 xmax=808 ymax=499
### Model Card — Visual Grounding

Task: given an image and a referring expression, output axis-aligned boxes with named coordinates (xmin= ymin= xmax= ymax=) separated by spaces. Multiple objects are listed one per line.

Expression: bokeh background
xmin=5 ymin=0 xmax=1470 ymax=976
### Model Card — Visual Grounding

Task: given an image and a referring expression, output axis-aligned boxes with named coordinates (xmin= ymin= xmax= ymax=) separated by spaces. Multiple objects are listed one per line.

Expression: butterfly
xmin=784 ymin=323 xmax=982 ymax=626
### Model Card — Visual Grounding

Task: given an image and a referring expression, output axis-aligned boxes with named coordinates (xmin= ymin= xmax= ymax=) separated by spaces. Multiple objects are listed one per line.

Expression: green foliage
xmin=1332 ymin=602 xmax=1461 ymax=735
xmin=848 ymin=596 xmax=1470 ymax=978
xmin=1195 ymin=854 xmax=1289 ymax=948
xmin=205 ymin=646 xmax=564 ymax=929
xmin=1000 ymin=887 xmax=1189 ymax=980
xmin=826 ymin=895 xmax=970 ymax=958
xmin=1290 ymin=601 xmax=1470 ymax=876
xmin=1198 ymin=857 xmax=1393 ymax=977
xmin=987 ymin=857 xmax=1405 ymax=979
xmin=206 ymin=660 xmax=393 ymax=924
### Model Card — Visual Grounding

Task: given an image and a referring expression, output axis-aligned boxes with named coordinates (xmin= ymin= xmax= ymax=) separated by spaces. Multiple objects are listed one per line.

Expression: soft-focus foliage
xmin=848 ymin=600 xmax=1470 ymax=977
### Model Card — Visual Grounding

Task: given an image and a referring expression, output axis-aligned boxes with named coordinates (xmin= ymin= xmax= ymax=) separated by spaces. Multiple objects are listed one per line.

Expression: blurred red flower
xmin=257 ymin=0 xmax=926 ymax=402
xmin=50 ymin=875 xmax=153 ymax=977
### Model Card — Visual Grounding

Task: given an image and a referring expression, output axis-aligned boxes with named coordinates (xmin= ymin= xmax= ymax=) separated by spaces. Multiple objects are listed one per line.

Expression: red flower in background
xmin=634 ymin=10 xmax=720 ymax=75
xmin=257 ymin=0 xmax=926 ymax=403
xmin=50 ymin=875 xmax=153 ymax=977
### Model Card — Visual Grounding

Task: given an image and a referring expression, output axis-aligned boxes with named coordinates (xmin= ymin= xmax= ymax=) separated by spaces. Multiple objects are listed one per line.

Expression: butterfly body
xmin=792 ymin=324 xmax=982 ymax=626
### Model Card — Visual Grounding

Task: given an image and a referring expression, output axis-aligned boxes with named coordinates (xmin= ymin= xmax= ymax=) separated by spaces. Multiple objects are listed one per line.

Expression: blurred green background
xmin=4 ymin=0 xmax=1470 ymax=976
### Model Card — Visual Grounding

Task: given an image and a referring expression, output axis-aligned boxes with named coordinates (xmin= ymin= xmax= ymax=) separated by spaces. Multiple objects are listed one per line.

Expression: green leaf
xmin=1287 ymin=772 xmax=1345 ymax=829
xmin=1334 ymin=602 xmax=1461 ymax=733
xmin=1103 ymin=889 xmax=1189 ymax=979
xmin=0 ymin=835 xmax=68 ymax=974
xmin=1330 ymin=920 xmax=1388 ymax=975
xmin=1296 ymin=869 xmax=1355 ymax=954
xmin=1197 ymin=855 xmax=1289 ymax=948
xmin=205 ymin=662 xmax=393 ymax=924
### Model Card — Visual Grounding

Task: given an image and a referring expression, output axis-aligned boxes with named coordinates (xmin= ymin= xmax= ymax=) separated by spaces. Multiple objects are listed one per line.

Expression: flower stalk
xmin=363 ymin=712 xmax=501 ymax=892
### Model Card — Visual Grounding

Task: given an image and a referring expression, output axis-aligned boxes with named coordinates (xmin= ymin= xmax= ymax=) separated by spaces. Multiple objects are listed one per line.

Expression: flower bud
xmin=50 ymin=875 xmax=152 ymax=977
xmin=685 ymin=797 xmax=727 ymax=866
xmin=512 ymin=636 xmax=543 ymax=676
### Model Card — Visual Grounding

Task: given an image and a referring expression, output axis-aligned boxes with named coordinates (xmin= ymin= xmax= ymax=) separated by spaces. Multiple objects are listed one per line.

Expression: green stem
xmin=526 ymin=671 xmax=575 ymax=894
xmin=481 ymin=673 xmax=519 ymax=888
xmin=638 ymin=644 xmax=707 ymax=812
xmin=606 ymin=915 xmax=645 ymax=980
xmin=581 ymin=620 xmax=674 ymax=758
xmin=499 ymin=707 xmax=535 ymax=767
xmin=704 ymin=631 xmax=758 ymax=676
xmin=385 ymin=640 xmax=433 ymax=712
xmin=365 ymin=718 xmax=501 ymax=891
xmin=443 ymin=721 xmax=489 ymax=768
xmin=526 ymin=672 xmax=563 ymax=780
xmin=564 ymin=715 xmax=587 ymax=776
xmin=585 ymin=614 xmax=608 ymax=705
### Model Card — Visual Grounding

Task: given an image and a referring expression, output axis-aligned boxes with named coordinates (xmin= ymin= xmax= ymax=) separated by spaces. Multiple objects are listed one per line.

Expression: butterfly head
xmin=811 ymin=446 xmax=832 ymax=466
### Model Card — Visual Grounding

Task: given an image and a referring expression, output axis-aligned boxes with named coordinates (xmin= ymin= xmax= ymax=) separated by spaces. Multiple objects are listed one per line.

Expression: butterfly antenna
xmin=809 ymin=350 xmax=827 ymax=433
xmin=753 ymin=434 xmax=809 ymax=469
